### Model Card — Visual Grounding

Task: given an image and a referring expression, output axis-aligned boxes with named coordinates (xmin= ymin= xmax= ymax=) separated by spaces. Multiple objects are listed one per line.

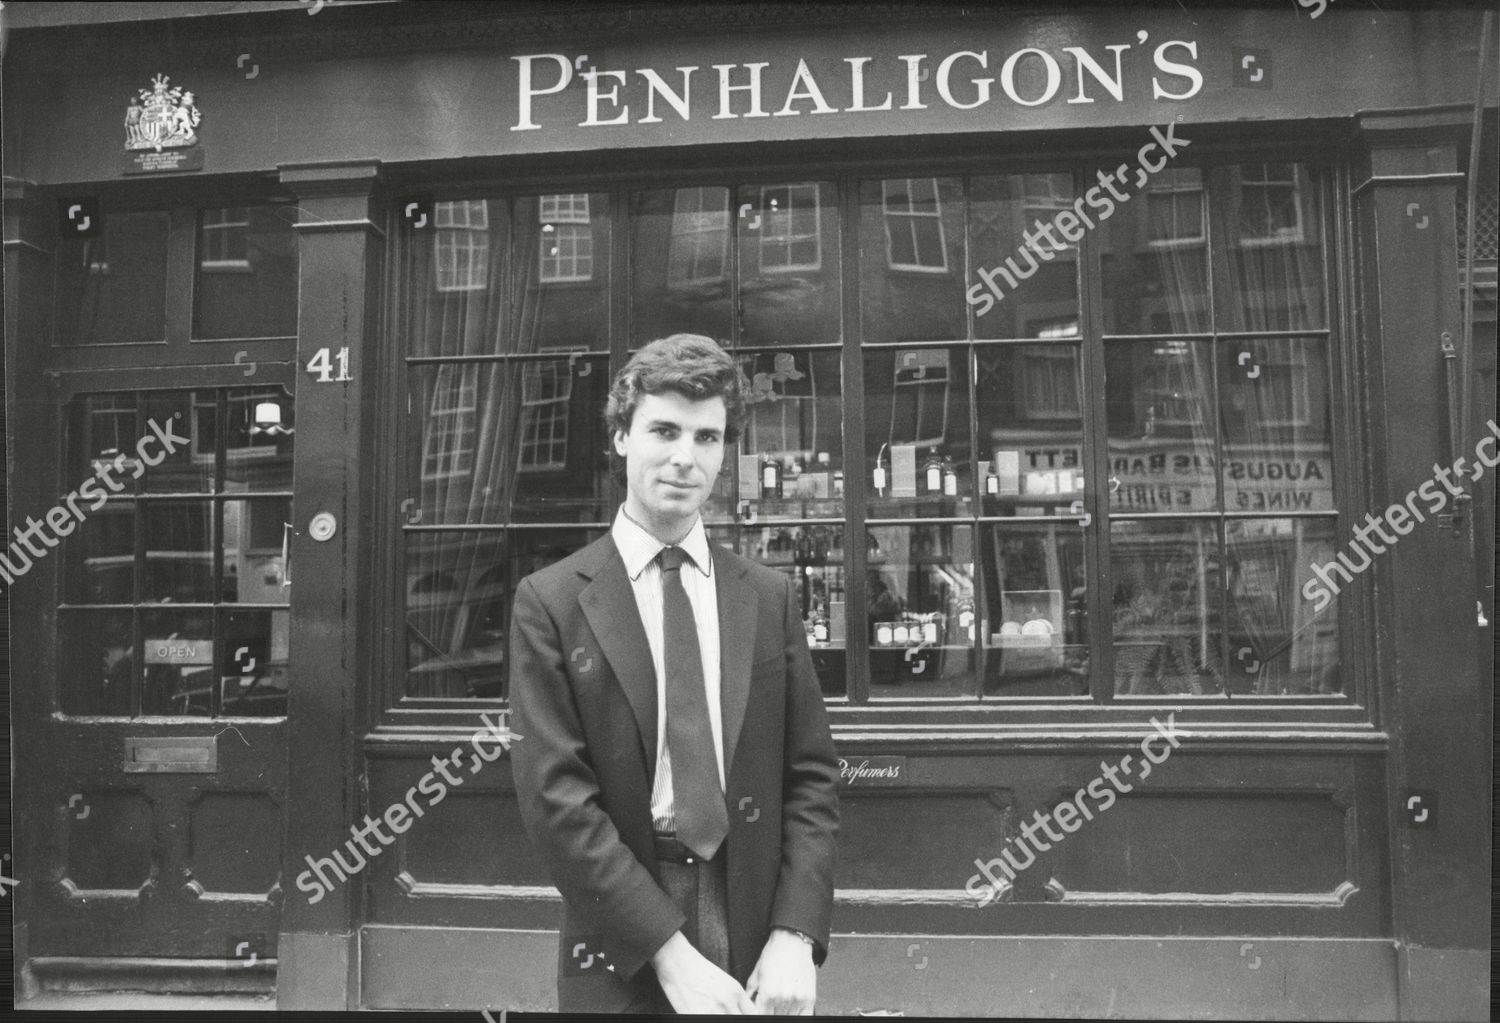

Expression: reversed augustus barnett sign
xmin=838 ymin=756 xmax=907 ymax=786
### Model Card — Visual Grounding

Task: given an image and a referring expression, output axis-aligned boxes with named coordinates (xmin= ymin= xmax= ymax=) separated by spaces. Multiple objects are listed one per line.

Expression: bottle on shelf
xmin=957 ymin=594 xmax=976 ymax=642
xmin=811 ymin=601 xmax=830 ymax=644
xmin=942 ymin=453 xmax=958 ymax=497
xmin=984 ymin=461 xmax=1000 ymax=496
xmin=761 ymin=453 xmax=782 ymax=499
xmin=923 ymin=447 xmax=944 ymax=495
xmin=873 ymin=442 xmax=888 ymax=495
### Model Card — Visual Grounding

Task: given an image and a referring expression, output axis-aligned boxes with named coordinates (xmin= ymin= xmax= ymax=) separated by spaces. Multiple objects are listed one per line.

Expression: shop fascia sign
xmin=511 ymin=38 xmax=1204 ymax=132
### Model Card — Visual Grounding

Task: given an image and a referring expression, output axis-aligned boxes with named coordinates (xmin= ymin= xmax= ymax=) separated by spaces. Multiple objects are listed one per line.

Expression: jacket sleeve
xmin=767 ymin=573 xmax=841 ymax=964
xmin=508 ymin=574 xmax=686 ymax=981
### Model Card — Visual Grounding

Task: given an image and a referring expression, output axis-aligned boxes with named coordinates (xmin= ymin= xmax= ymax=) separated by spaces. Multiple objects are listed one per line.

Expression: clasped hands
xmin=652 ymin=927 xmax=816 ymax=1015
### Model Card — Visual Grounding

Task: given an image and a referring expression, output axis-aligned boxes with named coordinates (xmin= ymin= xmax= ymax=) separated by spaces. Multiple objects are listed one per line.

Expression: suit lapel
xmin=578 ymin=537 xmax=658 ymax=774
xmin=713 ymin=546 xmax=757 ymax=781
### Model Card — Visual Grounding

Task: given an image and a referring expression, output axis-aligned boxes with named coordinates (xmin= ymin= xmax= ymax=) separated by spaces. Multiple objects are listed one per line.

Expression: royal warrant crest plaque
xmin=122 ymin=74 xmax=204 ymax=174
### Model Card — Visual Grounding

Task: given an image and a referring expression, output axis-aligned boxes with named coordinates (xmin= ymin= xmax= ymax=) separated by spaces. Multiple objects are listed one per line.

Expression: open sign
xmin=144 ymin=639 xmax=214 ymax=665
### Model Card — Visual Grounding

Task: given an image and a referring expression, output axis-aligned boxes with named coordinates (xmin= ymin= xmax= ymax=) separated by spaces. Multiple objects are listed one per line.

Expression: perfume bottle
xmin=923 ymin=447 xmax=944 ymax=495
xmin=985 ymin=462 xmax=1000 ymax=496
xmin=957 ymin=595 xmax=976 ymax=642
xmin=942 ymin=454 xmax=958 ymax=497
xmin=812 ymin=602 xmax=830 ymax=644
xmin=873 ymin=443 xmax=888 ymax=495
xmin=760 ymin=453 xmax=782 ymax=499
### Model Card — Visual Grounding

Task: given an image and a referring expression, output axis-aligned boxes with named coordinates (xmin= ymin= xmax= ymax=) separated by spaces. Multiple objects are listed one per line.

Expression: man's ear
xmin=612 ymin=429 xmax=628 ymax=457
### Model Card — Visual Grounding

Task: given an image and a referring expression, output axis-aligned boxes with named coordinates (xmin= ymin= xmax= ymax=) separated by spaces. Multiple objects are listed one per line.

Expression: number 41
xmin=307 ymin=346 xmax=351 ymax=383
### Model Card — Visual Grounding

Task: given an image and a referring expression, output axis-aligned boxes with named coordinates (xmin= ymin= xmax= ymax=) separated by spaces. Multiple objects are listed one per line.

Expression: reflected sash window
xmin=434 ymin=200 xmax=490 ymax=293
xmin=199 ymin=207 xmax=251 ymax=270
xmin=666 ymin=186 xmax=730 ymax=285
xmin=1147 ymin=171 xmax=1206 ymax=248
xmin=1019 ymin=347 xmax=1082 ymax=420
xmin=519 ymin=351 xmax=576 ymax=471
xmin=760 ymin=183 xmax=821 ymax=272
xmin=891 ymin=349 xmax=950 ymax=448
xmin=538 ymin=193 xmax=593 ymax=282
xmin=421 ymin=364 xmax=480 ymax=480
xmin=1239 ymin=163 xmax=1305 ymax=246
xmin=883 ymin=178 xmax=948 ymax=272
xmin=1021 ymin=173 xmax=1077 ymax=257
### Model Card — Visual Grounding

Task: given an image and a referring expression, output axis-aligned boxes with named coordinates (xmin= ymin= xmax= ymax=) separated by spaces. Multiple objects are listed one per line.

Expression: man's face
xmin=614 ymin=390 xmax=726 ymax=542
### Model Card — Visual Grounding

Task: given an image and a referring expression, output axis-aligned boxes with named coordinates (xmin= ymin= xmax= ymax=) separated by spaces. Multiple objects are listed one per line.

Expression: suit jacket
xmin=509 ymin=532 xmax=840 ymax=1014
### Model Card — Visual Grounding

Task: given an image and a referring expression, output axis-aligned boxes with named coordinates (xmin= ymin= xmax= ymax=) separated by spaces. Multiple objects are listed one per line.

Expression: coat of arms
xmin=124 ymin=74 xmax=201 ymax=152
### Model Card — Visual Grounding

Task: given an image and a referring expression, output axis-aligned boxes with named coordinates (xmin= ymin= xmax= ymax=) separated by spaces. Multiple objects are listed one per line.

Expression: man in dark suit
xmin=510 ymin=334 xmax=840 ymax=1014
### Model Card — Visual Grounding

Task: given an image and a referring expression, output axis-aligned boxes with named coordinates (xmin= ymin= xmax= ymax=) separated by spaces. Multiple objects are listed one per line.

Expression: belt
xmin=653 ymin=832 xmax=703 ymax=863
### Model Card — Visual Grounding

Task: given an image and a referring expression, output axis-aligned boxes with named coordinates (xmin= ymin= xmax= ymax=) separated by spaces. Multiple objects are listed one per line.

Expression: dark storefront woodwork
xmin=3 ymin=3 xmax=1493 ymax=1018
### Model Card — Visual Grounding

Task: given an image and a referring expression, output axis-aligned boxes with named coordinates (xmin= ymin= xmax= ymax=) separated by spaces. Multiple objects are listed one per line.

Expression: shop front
xmin=4 ymin=2 xmax=1493 ymax=1017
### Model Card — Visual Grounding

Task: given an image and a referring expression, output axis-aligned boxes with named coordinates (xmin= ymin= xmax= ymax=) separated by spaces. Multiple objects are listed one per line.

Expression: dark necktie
xmin=659 ymin=545 xmax=728 ymax=859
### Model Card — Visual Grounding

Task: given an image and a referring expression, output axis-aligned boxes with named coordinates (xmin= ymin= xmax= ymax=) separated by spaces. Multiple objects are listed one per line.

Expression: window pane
xmin=225 ymin=386 xmax=295 ymax=491
xmin=403 ymin=199 xmax=511 ymax=357
xmin=976 ymin=343 xmax=1086 ymax=517
xmin=405 ymin=528 xmax=602 ymax=699
xmin=63 ymin=500 xmax=135 ymax=604
xmin=1099 ymin=167 xmax=1209 ymax=334
xmin=221 ymin=608 xmax=289 ymax=716
xmin=68 ymin=392 xmax=141 ymax=492
xmin=141 ymin=608 xmax=215 ymax=716
xmin=861 ymin=177 xmax=965 ymax=342
xmin=632 ymin=186 xmax=733 ymax=345
xmin=734 ymin=349 xmax=844 ymax=524
xmin=59 ymin=610 xmax=135 ymax=715
xmin=868 ymin=523 xmax=975 ymax=699
xmin=142 ymin=390 xmax=212 ymax=494
xmin=1222 ymin=163 xmax=1326 ymax=331
xmin=979 ymin=524 xmax=1089 ymax=697
xmin=1220 ymin=339 xmax=1334 ymax=512
xmin=969 ymin=173 xmax=1079 ymax=339
xmin=737 ymin=181 xmax=840 ymax=345
xmin=407 ymin=359 xmax=611 ymax=527
xmin=1110 ymin=519 xmax=1225 ymax=697
xmin=514 ymin=193 xmax=610 ymax=347
xmin=222 ymin=499 xmax=290 ymax=602
xmin=55 ymin=210 xmax=169 ymax=345
xmin=1106 ymin=340 xmax=1218 ymax=513
xmin=194 ymin=205 xmax=299 ymax=339
xmin=742 ymin=524 xmax=847 ymax=696
xmin=1225 ymin=518 xmax=1340 ymax=696
xmin=864 ymin=346 xmax=973 ymax=517
xmin=142 ymin=501 xmax=214 ymax=603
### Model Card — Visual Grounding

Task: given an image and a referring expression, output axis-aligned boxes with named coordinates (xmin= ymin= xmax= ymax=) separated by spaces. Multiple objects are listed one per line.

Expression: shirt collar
xmin=612 ymin=507 xmax=713 ymax=581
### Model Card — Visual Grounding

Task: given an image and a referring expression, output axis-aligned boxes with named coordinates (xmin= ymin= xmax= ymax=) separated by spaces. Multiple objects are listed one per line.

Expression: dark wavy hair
xmin=604 ymin=334 xmax=748 ymax=447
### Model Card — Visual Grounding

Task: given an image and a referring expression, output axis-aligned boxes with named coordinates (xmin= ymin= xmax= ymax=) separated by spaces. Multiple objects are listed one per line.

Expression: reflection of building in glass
xmin=539 ymin=193 xmax=593 ymax=282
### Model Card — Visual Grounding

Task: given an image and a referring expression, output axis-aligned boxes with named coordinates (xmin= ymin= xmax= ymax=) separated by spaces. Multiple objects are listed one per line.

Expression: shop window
xmin=667 ymin=186 xmax=731 ymax=285
xmin=59 ymin=388 xmax=294 ymax=717
xmin=538 ymin=193 xmax=593 ymax=283
xmin=883 ymin=178 xmax=948 ymax=272
xmin=758 ymin=183 xmax=822 ymax=272
xmin=392 ymin=159 xmax=1340 ymax=709
xmin=434 ymin=200 xmax=490 ymax=293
